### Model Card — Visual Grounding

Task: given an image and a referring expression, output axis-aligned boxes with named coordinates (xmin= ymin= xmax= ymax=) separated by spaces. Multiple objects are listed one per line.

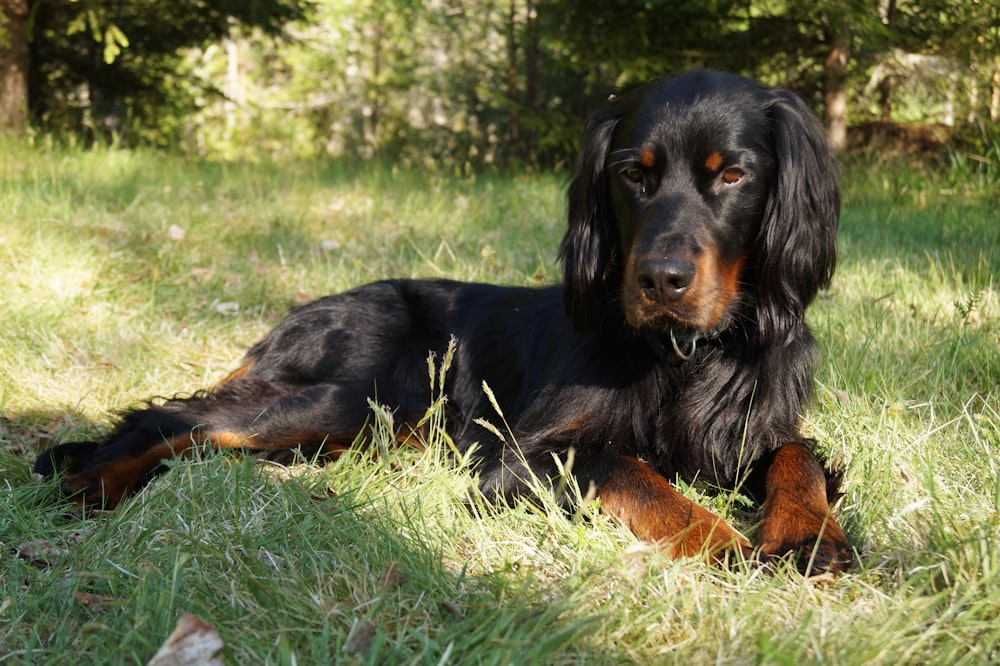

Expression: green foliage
xmin=27 ymin=0 xmax=312 ymax=144
xmin=19 ymin=0 xmax=1000 ymax=166
xmin=65 ymin=9 xmax=129 ymax=64
xmin=189 ymin=0 xmax=1000 ymax=166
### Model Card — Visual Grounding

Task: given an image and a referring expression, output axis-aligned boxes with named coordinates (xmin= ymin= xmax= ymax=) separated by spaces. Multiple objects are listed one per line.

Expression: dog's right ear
xmin=559 ymin=103 xmax=624 ymax=331
xmin=755 ymin=88 xmax=840 ymax=346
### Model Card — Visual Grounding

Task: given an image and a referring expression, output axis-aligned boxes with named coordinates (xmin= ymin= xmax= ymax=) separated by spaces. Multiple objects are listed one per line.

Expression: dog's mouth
xmin=628 ymin=305 xmax=731 ymax=360
xmin=625 ymin=303 xmax=725 ymax=336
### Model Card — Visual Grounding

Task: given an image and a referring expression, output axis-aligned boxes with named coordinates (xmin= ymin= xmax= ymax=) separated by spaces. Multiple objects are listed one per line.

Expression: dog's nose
xmin=637 ymin=258 xmax=695 ymax=303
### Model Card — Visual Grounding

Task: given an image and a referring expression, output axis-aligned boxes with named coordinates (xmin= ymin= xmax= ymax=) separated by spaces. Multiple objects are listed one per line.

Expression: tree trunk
xmin=505 ymin=0 xmax=520 ymax=162
xmin=366 ymin=8 xmax=386 ymax=158
xmin=991 ymin=61 xmax=1000 ymax=123
xmin=823 ymin=20 xmax=850 ymax=153
xmin=877 ymin=78 xmax=893 ymax=124
xmin=878 ymin=0 xmax=896 ymax=124
xmin=523 ymin=0 xmax=539 ymax=167
xmin=0 ymin=0 xmax=29 ymax=132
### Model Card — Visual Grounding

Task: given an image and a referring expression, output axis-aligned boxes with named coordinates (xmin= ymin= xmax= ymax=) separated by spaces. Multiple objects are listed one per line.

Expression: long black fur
xmin=35 ymin=70 xmax=840 ymax=522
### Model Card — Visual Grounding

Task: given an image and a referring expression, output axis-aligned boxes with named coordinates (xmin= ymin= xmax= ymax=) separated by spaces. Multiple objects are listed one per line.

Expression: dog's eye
xmin=721 ymin=168 xmax=744 ymax=186
xmin=622 ymin=166 xmax=644 ymax=184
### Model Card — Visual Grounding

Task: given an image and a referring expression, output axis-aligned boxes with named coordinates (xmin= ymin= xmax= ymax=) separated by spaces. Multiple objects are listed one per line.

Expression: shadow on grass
xmin=1 ymin=443 xmax=634 ymax=665
xmin=0 ymin=408 xmax=100 ymax=463
xmin=838 ymin=193 xmax=998 ymax=285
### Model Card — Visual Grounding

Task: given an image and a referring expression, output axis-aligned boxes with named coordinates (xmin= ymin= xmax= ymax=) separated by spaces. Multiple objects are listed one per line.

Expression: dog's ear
xmin=559 ymin=103 xmax=624 ymax=331
xmin=756 ymin=90 xmax=840 ymax=345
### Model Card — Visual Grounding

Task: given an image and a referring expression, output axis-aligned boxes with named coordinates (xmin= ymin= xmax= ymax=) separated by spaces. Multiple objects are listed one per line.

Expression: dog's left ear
xmin=756 ymin=89 xmax=840 ymax=344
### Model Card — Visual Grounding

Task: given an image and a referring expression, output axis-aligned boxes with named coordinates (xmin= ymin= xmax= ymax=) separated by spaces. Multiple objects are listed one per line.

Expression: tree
xmin=13 ymin=0 xmax=996 ymax=160
xmin=0 ymin=0 xmax=29 ymax=132
xmin=874 ymin=0 xmax=1000 ymax=130
xmin=537 ymin=0 xmax=884 ymax=152
xmin=21 ymin=0 xmax=310 ymax=141
xmin=822 ymin=14 xmax=851 ymax=152
xmin=727 ymin=0 xmax=887 ymax=153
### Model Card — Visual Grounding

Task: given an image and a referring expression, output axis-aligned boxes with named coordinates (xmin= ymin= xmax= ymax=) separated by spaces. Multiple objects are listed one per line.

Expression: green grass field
xmin=1 ymin=138 xmax=998 ymax=664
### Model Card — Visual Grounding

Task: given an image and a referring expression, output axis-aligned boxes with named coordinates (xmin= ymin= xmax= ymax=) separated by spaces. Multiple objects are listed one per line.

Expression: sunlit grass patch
xmin=1 ymin=141 xmax=998 ymax=664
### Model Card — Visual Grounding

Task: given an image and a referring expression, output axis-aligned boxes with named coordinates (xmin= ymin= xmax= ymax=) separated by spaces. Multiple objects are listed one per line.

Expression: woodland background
xmin=1 ymin=0 xmax=998 ymax=166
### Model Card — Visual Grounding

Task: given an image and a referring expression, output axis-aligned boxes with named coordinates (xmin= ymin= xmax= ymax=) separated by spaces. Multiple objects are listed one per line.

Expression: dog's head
xmin=560 ymin=70 xmax=839 ymax=347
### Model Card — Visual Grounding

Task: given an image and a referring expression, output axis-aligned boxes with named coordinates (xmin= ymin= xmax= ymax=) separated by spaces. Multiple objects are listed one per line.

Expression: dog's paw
xmin=760 ymin=535 xmax=855 ymax=576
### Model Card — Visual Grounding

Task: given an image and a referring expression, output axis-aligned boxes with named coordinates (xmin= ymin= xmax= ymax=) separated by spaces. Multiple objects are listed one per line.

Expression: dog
xmin=35 ymin=70 xmax=852 ymax=574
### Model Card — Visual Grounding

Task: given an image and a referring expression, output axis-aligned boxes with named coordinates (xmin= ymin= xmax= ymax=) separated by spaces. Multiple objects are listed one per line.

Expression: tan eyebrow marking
xmin=704 ymin=151 xmax=724 ymax=172
xmin=639 ymin=147 xmax=656 ymax=168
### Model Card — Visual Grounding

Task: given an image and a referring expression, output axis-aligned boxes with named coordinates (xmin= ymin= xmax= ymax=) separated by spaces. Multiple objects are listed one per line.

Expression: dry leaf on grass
xmin=214 ymin=301 xmax=240 ymax=316
xmin=380 ymin=561 xmax=406 ymax=587
xmin=74 ymin=592 xmax=122 ymax=611
xmin=345 ymin=619 xmax=377 ymax=660
xmin=69 ymin=526 xmax=98 ymax=544
xmin=15 ymin=527 xmax=97 ymax=567
xmin=15 ymin=539 xmax=67 ymax=565
xmin=146 ymin=613 xmax=224 ymax=666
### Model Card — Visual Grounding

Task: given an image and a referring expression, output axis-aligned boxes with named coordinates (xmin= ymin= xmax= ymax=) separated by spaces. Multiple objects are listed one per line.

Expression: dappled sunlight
xmin=38 ymin=264 xmax=99 ymax=304
xmin=829 ymin=258 xmax=997 ymax=328
xmin=1 ymin=232 xmax=100 ymax=308
xmin=2 ymin=0 xmax=997 ymax=657
xmin=2 ymin=146 xmax=998 ymax=665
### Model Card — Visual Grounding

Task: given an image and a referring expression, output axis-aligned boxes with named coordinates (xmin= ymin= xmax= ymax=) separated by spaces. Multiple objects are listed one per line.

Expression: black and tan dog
xmin=36 ymin=70 xmax=852 ymax=574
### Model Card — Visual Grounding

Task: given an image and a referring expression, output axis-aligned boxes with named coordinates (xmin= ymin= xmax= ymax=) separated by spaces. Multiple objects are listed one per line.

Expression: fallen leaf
xmin=15 ymin=539 xmax=67 ymax=565
xmin=214 ymin=301 xmax=240 ymax=316
xmin=380 ymin=562 xmax=406 ymax=587
xmin=69 ymin=526 xmax=98 ymax=544
xmin=147 ymin=613 xmax=224 ymax=666
xmin=74 ymin=592 xmax=122 ymax=611
xmin=345 ymin=619 xmax=377 ymax=660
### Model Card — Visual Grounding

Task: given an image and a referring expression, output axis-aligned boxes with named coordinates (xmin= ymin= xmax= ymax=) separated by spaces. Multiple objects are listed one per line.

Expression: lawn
xmin=0 ymin=138 xmax=998 ymax=664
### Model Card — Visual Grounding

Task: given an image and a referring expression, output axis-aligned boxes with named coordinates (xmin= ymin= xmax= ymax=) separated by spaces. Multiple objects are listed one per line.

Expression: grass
xmin=1 ymin=137 xmax=998 ymax=664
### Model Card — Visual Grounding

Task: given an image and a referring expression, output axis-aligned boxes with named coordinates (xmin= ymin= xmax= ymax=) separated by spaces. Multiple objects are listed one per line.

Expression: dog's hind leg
xmin=33 ymin=379 xmax=380 ymax=509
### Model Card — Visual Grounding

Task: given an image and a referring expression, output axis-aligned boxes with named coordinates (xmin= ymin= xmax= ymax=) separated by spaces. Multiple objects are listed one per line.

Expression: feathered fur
xmin=35 ymin=70 xmax=852 ymax=573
